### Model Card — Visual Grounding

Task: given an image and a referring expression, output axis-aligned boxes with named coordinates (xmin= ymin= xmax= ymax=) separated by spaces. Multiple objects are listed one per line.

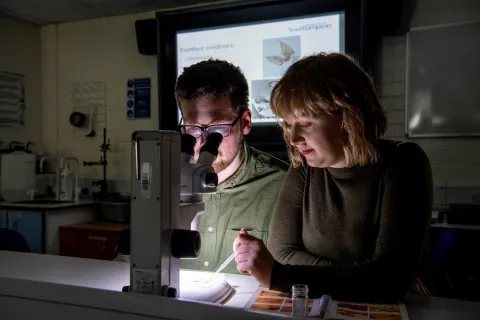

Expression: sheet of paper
xmin=244 ymin=287 xmax=323 ymax=316
xmin=244 ymin=287 xmax=410 ymax=319
xmin=326 ymin=301 xmax=410 ymax=320
xmin=179 ymin=270 xmax=234 ymax=304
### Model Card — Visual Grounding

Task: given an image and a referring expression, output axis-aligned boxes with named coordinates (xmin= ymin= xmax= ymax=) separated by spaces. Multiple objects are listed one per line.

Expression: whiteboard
xmin=406 ymin=21 xmax=480 ymax=137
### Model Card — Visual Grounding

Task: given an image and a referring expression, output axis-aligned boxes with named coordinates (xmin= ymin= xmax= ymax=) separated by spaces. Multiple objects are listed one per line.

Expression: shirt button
xmin=207 ymin=227 xmax=213 ymax=232
xmin=204 ymin=261 xmax=209 ymax=267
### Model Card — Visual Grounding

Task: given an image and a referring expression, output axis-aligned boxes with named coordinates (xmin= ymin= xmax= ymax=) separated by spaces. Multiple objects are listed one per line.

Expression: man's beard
xmin=209 ymin=134 xmax=244 ymax=174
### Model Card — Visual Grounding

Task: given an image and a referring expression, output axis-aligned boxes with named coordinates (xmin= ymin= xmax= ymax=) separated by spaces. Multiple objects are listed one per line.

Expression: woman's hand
xmin=233 ymin=228 xmax=274 ymax=287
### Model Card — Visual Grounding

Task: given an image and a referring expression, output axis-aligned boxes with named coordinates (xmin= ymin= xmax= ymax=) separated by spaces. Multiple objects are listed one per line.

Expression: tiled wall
xmin=36 ymin=0 xmax=480 ymax=201
xmin=0 ymin=15 xmax=41 ymax=148
xmin=377 ymin=0 xmax=480 ymax=188
xmin=375 ymin=0 xmax=480 ymax=207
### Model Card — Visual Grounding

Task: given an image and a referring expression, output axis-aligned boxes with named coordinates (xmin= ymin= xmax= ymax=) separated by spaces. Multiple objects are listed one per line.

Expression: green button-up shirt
xmin=181 ymin=143 xmax=288 ymax=274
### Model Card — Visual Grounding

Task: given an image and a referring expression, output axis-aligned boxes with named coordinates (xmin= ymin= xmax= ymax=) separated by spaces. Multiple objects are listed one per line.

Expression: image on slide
xmin=250 ymin=78 xmax=279 ymax=121
xmin=262 ymin=36 xmax=301 ymax=78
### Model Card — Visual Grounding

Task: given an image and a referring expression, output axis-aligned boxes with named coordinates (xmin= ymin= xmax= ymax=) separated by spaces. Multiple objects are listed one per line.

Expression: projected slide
xmin=177 ymin=12 xmax=344 ymax=124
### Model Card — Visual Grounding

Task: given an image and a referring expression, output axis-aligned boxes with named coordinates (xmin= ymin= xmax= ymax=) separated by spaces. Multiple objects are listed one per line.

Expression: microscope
xmin=124 ymin=130 xmax=222 ymax=298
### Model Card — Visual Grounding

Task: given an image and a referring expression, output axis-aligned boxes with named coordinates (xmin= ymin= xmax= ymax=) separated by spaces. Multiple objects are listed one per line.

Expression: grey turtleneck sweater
xmin=267 ymin=140 xmax=433 ymax=302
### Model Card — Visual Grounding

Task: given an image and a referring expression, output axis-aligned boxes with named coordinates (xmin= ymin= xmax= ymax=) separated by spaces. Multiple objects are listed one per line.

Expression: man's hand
xmin=233 ymin=228 xmax=274 ymax=287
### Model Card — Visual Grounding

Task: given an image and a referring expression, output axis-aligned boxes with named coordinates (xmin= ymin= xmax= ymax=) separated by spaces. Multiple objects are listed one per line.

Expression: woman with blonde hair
xmin=233 ymin=52 xmax=433 ymax=302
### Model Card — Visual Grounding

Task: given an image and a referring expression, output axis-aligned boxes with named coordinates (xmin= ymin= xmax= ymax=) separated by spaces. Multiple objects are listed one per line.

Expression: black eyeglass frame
xmin=178 ymin=113 xmax=242 ymax=138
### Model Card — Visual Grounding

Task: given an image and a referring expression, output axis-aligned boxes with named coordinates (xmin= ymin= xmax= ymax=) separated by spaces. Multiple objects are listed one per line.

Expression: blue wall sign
xmin=127 ymin=78 xmax=151 ymax=119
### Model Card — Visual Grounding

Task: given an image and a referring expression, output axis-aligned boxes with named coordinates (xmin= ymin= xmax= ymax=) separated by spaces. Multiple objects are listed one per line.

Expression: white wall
xmin=41 ymin=12 xmax=158 ymax=181
xmin=378 ymin=0 xmax=480 ymax=187
xmin=0 ymin=15 xmax=41 ymax=148
xmin=39 ymin=0 xmax=480 ymax=188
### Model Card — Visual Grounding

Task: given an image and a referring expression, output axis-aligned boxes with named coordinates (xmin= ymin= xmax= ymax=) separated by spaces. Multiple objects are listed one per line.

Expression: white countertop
xmin=0 ymin=250 xmax=258 ymax=308
xmin=0 ymin=199 xmax=95 ymax=210
xmin=1 ymin=251 xmax=480 ymax=319
xmin=430 ymin=222 xmax=480 ymax=231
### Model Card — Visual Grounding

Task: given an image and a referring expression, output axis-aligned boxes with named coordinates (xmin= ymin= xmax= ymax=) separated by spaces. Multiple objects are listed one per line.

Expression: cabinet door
xmin=60 ymin=229 xmax=120 ymax=260
xmin=0 ymin=210 xmax=6 ymax=228
xmin=8 ymin=210 xmax=43 ymax=253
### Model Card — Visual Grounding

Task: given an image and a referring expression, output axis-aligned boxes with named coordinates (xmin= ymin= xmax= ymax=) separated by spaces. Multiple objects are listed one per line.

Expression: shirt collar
xmin=217 ymin=142 xmax=251 ymax=190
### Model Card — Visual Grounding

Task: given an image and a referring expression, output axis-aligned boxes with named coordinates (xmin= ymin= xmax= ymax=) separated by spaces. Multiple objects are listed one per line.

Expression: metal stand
xmin=83 ymin=127 xmax=110 ymax=199
xmin=123 ymin=131 xmax=221 ymax=298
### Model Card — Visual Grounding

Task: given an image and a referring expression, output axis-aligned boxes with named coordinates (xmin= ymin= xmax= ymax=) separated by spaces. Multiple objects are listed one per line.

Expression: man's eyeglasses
xmin=179 ymin=114 xmax=241 ymax=139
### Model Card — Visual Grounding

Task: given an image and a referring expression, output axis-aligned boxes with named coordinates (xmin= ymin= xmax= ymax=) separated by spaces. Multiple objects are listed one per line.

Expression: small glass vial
xmin=291 ymin=284 xmax=309 ymax=317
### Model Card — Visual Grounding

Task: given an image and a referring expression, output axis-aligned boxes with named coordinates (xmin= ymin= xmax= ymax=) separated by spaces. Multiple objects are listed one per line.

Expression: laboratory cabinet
xmin=0 ymin=204 xmax=96 ymax=255
xmin=0 ymin=209 xmax=43 ymax=253
xmin=0 ymin=210 xmax=6 ymax=228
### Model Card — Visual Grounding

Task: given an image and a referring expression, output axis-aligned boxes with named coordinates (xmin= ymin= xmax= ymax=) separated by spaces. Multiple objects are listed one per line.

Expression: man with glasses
xmin=176 ymin=59 xmax=288 ymax=274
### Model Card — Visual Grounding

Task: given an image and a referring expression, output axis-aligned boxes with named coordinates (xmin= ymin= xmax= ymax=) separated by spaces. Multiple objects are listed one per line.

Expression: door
xmin=8 ymin=210 xmax=43 ymax=253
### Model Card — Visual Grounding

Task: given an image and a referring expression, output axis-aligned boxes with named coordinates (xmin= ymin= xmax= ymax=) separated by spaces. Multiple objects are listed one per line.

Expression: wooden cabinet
xmin=0 ymin=205 xmax=96 ymax=254
xmin=59 ymin=222 xmax=128 ymax=260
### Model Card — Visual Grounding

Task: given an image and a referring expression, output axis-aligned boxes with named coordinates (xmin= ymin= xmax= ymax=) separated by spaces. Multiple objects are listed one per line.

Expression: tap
xmin=40 ymin=156 xmax=61 ymax=200
xmin=60 ymin=157 xmax=80 ymax=202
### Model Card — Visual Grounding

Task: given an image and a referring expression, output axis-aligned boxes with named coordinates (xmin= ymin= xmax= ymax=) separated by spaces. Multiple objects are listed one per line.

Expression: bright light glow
xmin=180 ymin=269 xmax=232 ymax=304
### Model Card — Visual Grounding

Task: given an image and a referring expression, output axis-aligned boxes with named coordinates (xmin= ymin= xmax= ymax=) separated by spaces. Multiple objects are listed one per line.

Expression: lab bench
xmin=0 ymin=200 xmax=95 ymax=254
xmin=1 ymin=250 xmax=480 ymax=320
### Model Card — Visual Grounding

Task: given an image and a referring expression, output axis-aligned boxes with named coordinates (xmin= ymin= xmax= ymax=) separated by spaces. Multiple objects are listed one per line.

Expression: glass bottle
xmin=291 ymin=284 xmax=309 ymax=317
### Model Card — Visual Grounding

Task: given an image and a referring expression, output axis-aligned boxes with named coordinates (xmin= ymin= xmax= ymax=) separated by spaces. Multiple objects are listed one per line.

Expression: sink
xmin=12 ymin=200 xmax=75 ymax=205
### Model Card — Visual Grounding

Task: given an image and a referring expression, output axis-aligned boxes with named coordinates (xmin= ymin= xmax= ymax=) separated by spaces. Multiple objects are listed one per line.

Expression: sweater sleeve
xmin=269 ymin=142 xmax=433 ymax=303
xmin=267 ymin=165 xmax=337 ymax=267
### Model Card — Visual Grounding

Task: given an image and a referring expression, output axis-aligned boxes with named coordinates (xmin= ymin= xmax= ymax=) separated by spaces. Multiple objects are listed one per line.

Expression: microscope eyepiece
xmin=199 ymin=132 xmax=223 ymax=158
xmin=181 ymin=134 xmax=196 ymax=156
xmin=204 ymin=172 xmax=218 ymax=188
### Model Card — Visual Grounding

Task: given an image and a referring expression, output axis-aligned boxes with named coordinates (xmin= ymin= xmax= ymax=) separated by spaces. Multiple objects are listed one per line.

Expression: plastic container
xmin=0 ymin=149 xmax=36 ymax=202
xmin=59 ymin=164 xmax=74 ymax=201
xmin=291 ymin=284 xmax=309 ymax=317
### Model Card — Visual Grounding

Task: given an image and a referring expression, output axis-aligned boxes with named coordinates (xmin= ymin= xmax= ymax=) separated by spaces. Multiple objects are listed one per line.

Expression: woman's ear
xmin=241 ymin=109 xmax=252 ymax=135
